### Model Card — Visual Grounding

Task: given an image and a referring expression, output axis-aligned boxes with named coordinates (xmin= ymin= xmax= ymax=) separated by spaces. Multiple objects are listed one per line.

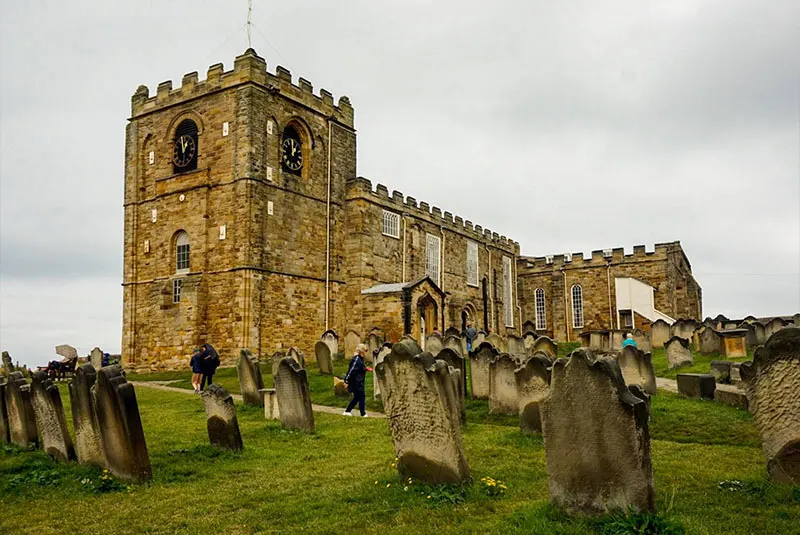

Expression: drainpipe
xmin=607 ymin=262 xmax=613 ymax=330
xmin=486 ymin=245 xmax=495 ymax=332
xmin=324 ymin=119 xmax=332 ymax=330
xmin=562 ymin=266 xmax=569 ymax=342
xmin=402 ymin=216 xmax=407 ymax=282
xmin=439 ymin=226 xmax=446 ymax=330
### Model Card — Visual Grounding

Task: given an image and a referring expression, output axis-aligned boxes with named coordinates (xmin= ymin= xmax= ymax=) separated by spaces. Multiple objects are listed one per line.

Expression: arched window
xmin=281 ymin=125 xmax=303 ymax=175
xmin=172 ymin=119 xmax=198 ymax=173
xmin=175 ymin=231 xmax=190 ymax=274
xmin=571 ymin=284 xmax=584 ymax=328
xmin=535 ymin=288 xmax=547 ymax=330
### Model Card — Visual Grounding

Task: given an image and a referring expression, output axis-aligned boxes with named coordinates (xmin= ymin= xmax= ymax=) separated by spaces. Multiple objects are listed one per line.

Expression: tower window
xmin=535 ymin=288 xmax=546 ymax=330
xmin=281 ymin=125 xmax=303 ymax=175
xmin=466 ymin=241 xmax=478 ymax=287
xmin=175 ymin=231 xmax=190 ymax=273
xmin=503 ymin=256 xmax=513 ymax=327
xmin=571 ymin=284 xmax=584 ymax=328
xmin=172 ymin=119 xmax=198 ymax=173
xmin=425 ymin=233 xmax=441 ymax=286
xmin=382 ymin=210 xmax=400 ymax=238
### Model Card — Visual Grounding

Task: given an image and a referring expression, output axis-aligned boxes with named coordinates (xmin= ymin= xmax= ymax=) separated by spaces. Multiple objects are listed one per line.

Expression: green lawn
xmin=650 ymin=347 xmax=752 ymax=379
xmin=2 ymin=375 xmax=799 ymax=534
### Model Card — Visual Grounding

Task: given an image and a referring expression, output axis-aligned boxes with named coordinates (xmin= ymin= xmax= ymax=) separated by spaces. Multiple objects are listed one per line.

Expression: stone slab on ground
xmin=676 ymin=373 xmax=716 ymax=400
xmin=714 ymin=384 xmax=749 ymax=410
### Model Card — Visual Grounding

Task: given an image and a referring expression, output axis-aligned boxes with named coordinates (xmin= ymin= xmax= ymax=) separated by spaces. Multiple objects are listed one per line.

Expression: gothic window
xmin=535 ymin=288 xmax=546 ymax=330
xmin=503 ymin=256 xmax=513 ymax=327
xmin=426 ymin=233 xmax=441 ymax=286
xmin=175 ymin=231 xmax=190 ymax=274
xmin=382 ymin=210 xmax=400 ymax=238
xmin=172 ymin=119 xmax=198 ymax=173
xmin=571 ymin=284 xmax=584 ymax=328
xmin=281 ymin=125 xmax=303 ymax=175
xmin=466 ymin=241 xmax=478 ymax=287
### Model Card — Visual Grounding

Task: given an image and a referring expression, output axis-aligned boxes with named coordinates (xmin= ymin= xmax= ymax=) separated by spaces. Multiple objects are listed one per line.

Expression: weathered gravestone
xmin=486 ymin=333 xmax=507 ymax=353
xmin=375 ymin=339 xmax=470 ymax=484
xmin=617 ymin=346 xmax=657 ymax=395
xmin=287 ymin=347 xmax=306 ymax=369
xmin=90 ymin=347 xmax=104 ymax=369
xmin=55 ymin=344 xmax=78 ymax=360
xmin=321 ymin=330 xmax=339 ymax=357
xmin=709 ymin=360 xmax=732 ymax=384
xmin=443 ymin=334 xmax=463 ymax=357
xmin=445 ymin=326 xmax=460 ymax=338
xmin=271 ymin=351 xmax=286 ymax=377
xmin=202 ymin=384 xmax=243 ymax=451
xmin=69 ymin=364 xmax=105 ymax=466
xmin=764 ymin=318 xmax=789 ymax=339
xmin=719 ymin=329 xmax=748 ymax=358
xmin=1 ymin=351 xmax=13 ymax=373
xmin=676 ymin=373 xmax=716 ymax=400
xmin=737 ymin=322 xmax=759 ymax=348
xmin=671 ymin=319 xmax=698 ymax=341
xmin=609 ymin=330 xmax=626 ymax=351
xmin=794 ymin=313 xmax=800 ymax=327
xmin=697 ymin=326 xmax=721 ymax=354
xmin=730 ymin=362 xmax=744 ymax=383
xmin=30 ymin=371 xmax=75 ymax=462
xmin=714 ymin=384 xmax=749 ymax=410
xmin=740 ymin=327 xmax=800 ymax=484
xmin=425 ymin=332 xmax=444 ymax=355
xmin=664 ymin=336 xmax=693 ymax=369
xmin=274 ymin=357 xmax=315 ymax=432
xmin=5 ymin=371 xmax=38 ymax=447
xmin=489 ymin=353 xmax=520 ymax=415
xmin=259 ymin=388 xmax=280 ymax=420
xmin=237 ymin=349 xmax=265 ymax=407
xmin=373 ymin=343 xmax=392 ymax=400
xmin=541 ymin=349 xmax=654 ymax=514
xmin=469 ymin=342 xmax=497 ymax=400
xmin=514 ymin=354 xmax=551 ymax=434
xmin=650 ymin=319 xmax=671 ymax=349
xmin=344 ymin=330 xmax=362 ymax=361
xmin=0 ymin=380 xmax=9 ymax=444
xmin=93 ymin=366 xmax=151 ymax=481
xmin=533 ymin=336 xmax=558 ymax=359
xmin=507 ymin=335 xmax=526 ymax=357
xmin=314 ymin=341 xmax=333 ymax=375
xmin=367 ymin=331 xmax=384 ymax=361
xmin=628 ymin=384 xmax=651 ymax=416
xmin=522 ymin=332 xmax=538 ymax=355
xmin=472 ymin=330 xmax=486 ymax=349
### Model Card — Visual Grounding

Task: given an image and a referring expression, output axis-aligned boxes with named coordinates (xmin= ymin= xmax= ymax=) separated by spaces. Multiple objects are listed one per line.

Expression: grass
xmin=650 ymin=347 xmax=752 ymax=380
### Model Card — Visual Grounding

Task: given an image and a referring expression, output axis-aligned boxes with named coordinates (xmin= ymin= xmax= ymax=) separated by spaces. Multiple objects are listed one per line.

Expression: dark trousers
xmin=346 ymin=389 xmax=366 ymax=415
xmin=201 ymin=373 xmax=214 ymax=390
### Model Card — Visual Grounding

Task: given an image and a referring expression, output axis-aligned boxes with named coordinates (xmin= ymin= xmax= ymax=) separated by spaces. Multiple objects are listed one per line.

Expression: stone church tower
xmin=122 ymin=48 xmax=355 ymax=369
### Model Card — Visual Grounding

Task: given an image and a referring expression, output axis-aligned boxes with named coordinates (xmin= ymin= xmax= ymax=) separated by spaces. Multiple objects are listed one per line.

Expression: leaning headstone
xmin=367 ymin=331 xmax=384 ymax=361
xmin=1 ymin=351 xmax=13 ymax=373
xmin=373 ymin=343 xmax=393 ymax=400
xmin=270 ymin=351 xmax=286 ymax=377
xmin=5 ymin=372 xmax=38 ymax=447
xmin=69 ymin=364 xmax=105 ymax=466
xmin=321 ymin=330 xmax=339 ymax=357
xmin=343 ymin=330 xmax=362 ymax=361
xmin=740 ymin=327 xmax=800 ymax=484
xmin=93 ymin=366 xmax=151 ymax=481
xmin=617 ymin=346 xmax=657 ymax=395
xmin=375 ymin=339 xmax=470 ymax=484
xmin=202 ymin=384 xmax=243 ymax=451
xmin=0 ymin=381 xmax=10 ymax=444
xmin=515 ymin=354 xmax=551 ymax=434
xmin=697 ymin=326 xmax=721 ymax=355
xmin=424 ymin=332 xmax=444 ymax=355
xmin=650 ymin=319 xmax=671 ymax=349
xmin=533 ymin=336 xmax=558 ymax=359
xmin=709 ymin=360 xmax=732 ymax=384
xmin=237 ymin=349 xmax=265 ymax=407
xmin=55 ymin=344 xmax=78 ymax=360
xmin=632 ymin=329 xmax=651 ymax=353
xmin=628 ymin=384 xmax=651 ymax=416
xmin=314 ymin=341 xmax=333 ymax=375
xmin=30 ymin=371 xmax=75 ymax=462
xmin=677 ymin=373 xmax=716 ymax=400
xmin=541 ymin=349 xmax=654 ymax=514
xmin=488 ymin=353 xmax=520 ymax=415
xmin=486 ymin=333 xmax=507 ymax=353
xmin=469 ymin=342 xmax=498 ymax=400
xmin=259 ymin=388 xmax=280 ymax=420
xmin=719 ymin=329 xmax=748 ymax=358
xmin=90 ymin=347 xmax=104 ymax=369
xmin=274 ymin=357 xmax=315 ymax=432
xmin=287 ymin=347 xmax=306 ymax=369
xmin=664 ymin=336 xmax=693 ymax=369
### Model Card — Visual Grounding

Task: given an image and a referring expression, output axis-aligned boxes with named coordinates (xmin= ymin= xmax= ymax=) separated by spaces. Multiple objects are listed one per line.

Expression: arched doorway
xmin=417 ymin=293 xmax=438 ymax=344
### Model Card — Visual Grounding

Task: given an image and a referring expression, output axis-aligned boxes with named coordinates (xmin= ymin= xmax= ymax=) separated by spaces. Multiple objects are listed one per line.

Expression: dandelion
xmin=427 ymin=495 xmax=431 ymax=499
xmin=374 ymin=481 xmax=379 ymax=485
xmin=386 ymin=483 xmax=391 ymax=488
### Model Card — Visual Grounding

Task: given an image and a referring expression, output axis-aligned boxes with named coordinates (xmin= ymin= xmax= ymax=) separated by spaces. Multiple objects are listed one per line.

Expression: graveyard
xmin=2 ymin=331 xmax=800 ymax=535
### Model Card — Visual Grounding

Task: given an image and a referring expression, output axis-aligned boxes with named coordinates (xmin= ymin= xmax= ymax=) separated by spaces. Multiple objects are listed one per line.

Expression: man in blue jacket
xmin=343 ymin=343 xmax=371 ymax=417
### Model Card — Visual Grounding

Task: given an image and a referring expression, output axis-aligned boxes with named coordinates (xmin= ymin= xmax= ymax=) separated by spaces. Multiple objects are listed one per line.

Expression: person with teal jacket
xmin=622 ymin=333 xmax=638 ymax=349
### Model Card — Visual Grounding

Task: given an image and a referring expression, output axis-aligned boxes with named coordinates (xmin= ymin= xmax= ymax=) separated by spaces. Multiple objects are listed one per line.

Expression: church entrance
xmin=417 ymin=293 xmax=438 ymax=346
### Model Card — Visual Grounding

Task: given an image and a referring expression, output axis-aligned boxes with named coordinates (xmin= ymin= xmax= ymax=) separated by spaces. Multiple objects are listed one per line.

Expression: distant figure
xmin=199 ymin=343 xmax=220 ymax=390
xmin=102 ymin=353 xmax=110 ymax=367
xmin=465 ymin=321 xmax=477 ymax=352
xmin=622 ymin=333 xmax=638 ymax=349
xmin=190 ymin=348 xmax=203 ymax=394
xmin=343 ymin=343 xmax=372 ymax=418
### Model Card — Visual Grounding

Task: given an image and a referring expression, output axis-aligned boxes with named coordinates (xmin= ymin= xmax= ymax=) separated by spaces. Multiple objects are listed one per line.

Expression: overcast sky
xmin=1 ymin=1 xmax=798 ymax=368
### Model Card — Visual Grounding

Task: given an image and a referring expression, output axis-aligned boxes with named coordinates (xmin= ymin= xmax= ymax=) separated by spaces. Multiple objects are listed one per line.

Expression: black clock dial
xmin=282 ymin=137 xmax=302 ymax=171
xmin=173 ymin=134 xmax=196 ymax=168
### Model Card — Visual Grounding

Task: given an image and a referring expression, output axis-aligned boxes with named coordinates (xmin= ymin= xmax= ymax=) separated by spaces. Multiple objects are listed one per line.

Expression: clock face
xmin=282 ymin=137 xmax=302 ymax=171
xmin=173 ymin=134 xmax=196 ymax=168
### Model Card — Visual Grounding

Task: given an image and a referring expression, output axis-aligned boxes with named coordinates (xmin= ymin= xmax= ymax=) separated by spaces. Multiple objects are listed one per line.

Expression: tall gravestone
xmin=287 ymin=347 xmax=306 ymax=368
xmin=367 ymin=331 xmax=384 ymax=360
xmin=737 ymin=322 xmax=759 ymax=348
xmin=344 ymin=330 xmax=361 ymax=361
xmin=515 ymin=354 xmax=551 ymax=434
xmin=270 ymin=351 xmax=286 ymax=377
xmin=202 ymin=384 xmax=243 ymax=451
xmin=375 ymin=339 xmax=470 ymax=484
xmin=664 ymin=336 xmax=693 ymax=369
xmin=740 ymin=327 xmax=800 ymax=484
xmin=506 ymin=335 xmax=526 ymax=357
xmin=632 ymin=329 xmax=651 ymax=353
xmin=472 ymin=330 xmax=486 ymax=349
xmin=93 ymin=366 xmax=151 ymax=481
xmin=0 ymin=380 xmax=9 ymax=444
xmin=443 ymin=334 xmax=463 ymax=357
xmin=522 ymin=332 xmax=538 ymax=355
xmin=5 ymin=372 xmax=38 ymax=447
xmin=69 ymin=364 xmax=105 ymax=466
xmin=541 ymin=349 xmax=654 ymax=514
xmin=321 ymin=330 xmax=339 ymax=357
xmin=489 ymin=353 xmax=520 ymax=415
xmin=274 ymin=357 xmax=315 ymax=432
xmin=671 ymin=319 xmax=699 ymax=341
xmin=237 ymin=349 xmax=265 ymax=407
xmin=30 ymin=371 xmax=75 ymax=462
xmin=617 ymin=346 xmax=657 ymax=395
xmin=697 ymin=326 xmax=721 ymax=354
xmin=1 ymin=351 xmax=13 ymax=373
xmin=89 ymin=347 xmax=104 ymax=369
xmin=764 ymin=318 xmax=788 ymax=339
xmin=425 ymin=332 xmax=444 ymax=355
xmin=373 ymin=343 xmax=393 ymax=400
xmin=314 ymin=341 xmax=333 ymax=375
xmin=486 ymin=333 xmax=507 ymax=353
xmin=445 ymin=326 xmax=461 ymax=338
xmin=650 ymin=320 xmax=670 ymax=349
xmin=469 ymin=342 xmax=497 ymax=400
xmin=533 ymin=336 xmax=558 ymax=359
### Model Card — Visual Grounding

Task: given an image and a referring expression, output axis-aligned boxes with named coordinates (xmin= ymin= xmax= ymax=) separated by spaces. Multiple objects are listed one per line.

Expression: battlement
xmin=131 ymin=48 xmax=353 ymax=126
xmin=518 ymin=242 xmax=683 ymax=272
xmin=347 ymin=176 xmax=519 ymax=252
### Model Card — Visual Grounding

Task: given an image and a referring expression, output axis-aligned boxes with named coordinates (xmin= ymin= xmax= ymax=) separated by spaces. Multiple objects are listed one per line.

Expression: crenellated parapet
xmin=131 ymin=48 xmax=354 ymax=127
xmin=346 ymin=176 xmax=519 ymax=254
xmin=518 ymin=242 xmax=684 ymax=273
